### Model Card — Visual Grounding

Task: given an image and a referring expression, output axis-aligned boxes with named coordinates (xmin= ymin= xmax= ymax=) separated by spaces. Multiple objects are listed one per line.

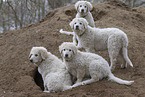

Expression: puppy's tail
xmin=59 ymin=29 xmax=74 ymax=35
xmin=108 ymin=73 xmax=134 ymax=85
xmin=122 ymin=47 xmax=133 ymax=67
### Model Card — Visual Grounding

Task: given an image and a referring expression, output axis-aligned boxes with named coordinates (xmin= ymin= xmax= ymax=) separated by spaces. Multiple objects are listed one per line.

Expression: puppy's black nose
xmin=30 ymin=59 xmax=33 ymax=63
xmin=76 ymin=25 xmax=79 ymax=29
xmin=81 ymin=9 xmax=84 ymax=12
xmin=65 ymin=54 xmax=68 ymax=57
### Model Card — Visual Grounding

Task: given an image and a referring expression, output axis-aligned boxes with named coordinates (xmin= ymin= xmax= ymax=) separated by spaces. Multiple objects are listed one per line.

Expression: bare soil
xmin=0 ymin=0 xmax=145 ymax=97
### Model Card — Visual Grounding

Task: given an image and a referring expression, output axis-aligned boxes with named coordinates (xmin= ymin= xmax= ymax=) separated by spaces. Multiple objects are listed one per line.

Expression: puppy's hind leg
xmin=76 ymin=71 xmax=85 ymax=84
xmin=73 ymin=69 xmax=100 ymax=87
xmin=108 ymin=36 xmax=121 ymax=71
xmin=72 ymin=70 xmax=85 ymax=88
xmin=120 ymin=48 xmax=127 ymax=68
xmin=109 ymin=57 xmax=117 ymax=72
xmin=122 ymin=47 xmax=133 ymax=68
xmin=81 ymin=60 xmax=103 ymax=85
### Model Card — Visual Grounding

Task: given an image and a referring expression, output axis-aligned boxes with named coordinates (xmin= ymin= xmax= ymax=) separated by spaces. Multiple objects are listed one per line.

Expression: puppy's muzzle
xmin=81 ymin=9 xmax=84 ymax=13
xmin=75 ymin=25 xmax=79 ymax=30
xmin=65 ymin=54 xmax=68 ymax=58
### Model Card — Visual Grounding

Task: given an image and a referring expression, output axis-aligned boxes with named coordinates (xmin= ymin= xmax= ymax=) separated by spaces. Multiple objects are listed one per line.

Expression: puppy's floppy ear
xmin=70 ymin=43 xmax=77 ymax=55
xmin=81 ymin=18 xmax=88 ymax=29
xmin=69 ymin=18 xmax=75 ymax=29
xmin=29 ymin=47 xmax=34 ymax=58
xmin=72 ymin=46 xmax=77 ymax=55
xmin=29 ymin=54 xmax=32 ymax=59
xmin=85 ymin=1 xmax=93 ymax=11
xmin=75 ymin=1 xmax=81 ymax=11
xmin=39 ymin=47 xmax=48 ymax=60
xmin=59 ymin=45 xmax=63 ymax=56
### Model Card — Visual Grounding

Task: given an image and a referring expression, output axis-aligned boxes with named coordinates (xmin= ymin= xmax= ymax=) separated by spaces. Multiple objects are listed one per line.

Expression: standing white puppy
xmin=69 ymin=18 xmax=133 ymax=71
xmin=60 ymin=1 xmax=95 ymax=45
xmin=59 ymin=42 xmax=134 ymax=87
xmin=29 ymin=47 xmax=72 ymax=93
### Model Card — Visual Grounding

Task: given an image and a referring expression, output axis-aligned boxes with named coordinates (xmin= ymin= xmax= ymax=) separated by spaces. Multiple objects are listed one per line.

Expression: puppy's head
xmin=59 ymin=42 xmax=77 ymax=61
xmin=69 ymin=18 xmax=88 ymax=35
xmin=29 ymin=47 xmax=48 ymax=66
xmin=75 ymin=1 xmax=93 ymax=14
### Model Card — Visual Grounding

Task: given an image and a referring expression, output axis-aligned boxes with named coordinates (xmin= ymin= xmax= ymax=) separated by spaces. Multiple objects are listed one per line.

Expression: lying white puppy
xmin=60 ymin=1 xmax=95 ymax=45
xmin=69 ymin=18 xmax=133 ymax=71
xmin=29 ymin=47 xmax=72 ymax=93
xmin=59 ymin=42 xmax=134 ymax=87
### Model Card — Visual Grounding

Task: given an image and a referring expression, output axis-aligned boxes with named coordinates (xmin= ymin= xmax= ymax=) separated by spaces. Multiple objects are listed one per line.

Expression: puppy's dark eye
xmin=69 ymin=49 xmax=72 ymax=51
xmin=80 ymin=5 xmax=82 ymax=7
xmin=35 ymin=54 xmax=38 ymax=57
xmin=85 ymin=6 xmax=87 ymax=8
xmin=80 ymin=23 xmax=82 ymax=25
xmin=74 ymin=22 xmax=77 ymax=24
xmin=63 ymin=49 xmax=66 ymax=51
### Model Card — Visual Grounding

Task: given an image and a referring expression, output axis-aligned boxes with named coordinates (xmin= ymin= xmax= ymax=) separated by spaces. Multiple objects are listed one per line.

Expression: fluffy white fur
xmin=29 ymin=47 xmax=72 ymax=93
xmin=59 ymin=1 xmax=95 ymax=45
xmin=59 ymin=42 xmax=134 ymax=87
xmin=69 ymin=18 xmax=133 ymax=71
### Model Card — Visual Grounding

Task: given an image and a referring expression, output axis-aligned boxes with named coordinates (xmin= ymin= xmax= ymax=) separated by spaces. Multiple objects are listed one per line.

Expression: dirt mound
xmin=0 ymin=1 xmax=145 ymax=97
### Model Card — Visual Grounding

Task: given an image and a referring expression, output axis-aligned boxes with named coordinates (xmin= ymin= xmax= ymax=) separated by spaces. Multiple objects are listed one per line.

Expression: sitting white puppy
xmin=59 ymin=42 xmax=134 ymax=87
xmin=60 ymin=1 xmax=95 ymax=45
xmin=69 ymin=18 xmax=133 ymax=71
xmin=29 ymin=47 xmax=72 ymax=93
xmin=75 ymin=1 xmax=95 ymax=27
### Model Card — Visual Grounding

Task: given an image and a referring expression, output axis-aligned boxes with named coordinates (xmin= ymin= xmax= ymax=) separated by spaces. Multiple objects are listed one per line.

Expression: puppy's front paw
xmin=59 ymin=29 xmax=63 ymax=33
xmin=43 ymin=90 xmax=56 ymax=93
xmin=121 ymin=64 xmax=125 ymax=68
xmin=43 ymin=91 xmax=51 ymax=93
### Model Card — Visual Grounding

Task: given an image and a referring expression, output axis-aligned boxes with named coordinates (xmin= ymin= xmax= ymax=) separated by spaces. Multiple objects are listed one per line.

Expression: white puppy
xmin=59 ymin=42 xmax=134 ymax=87
xmin=69 ymin=18 xmax=133 ymax=71
xmin=75 ymin=1 xmax=95 ymax=27
xmin=29 ymin=47 xmax=72 ymax=93
xmin=60 ymin=1 xmax=95 ymax=45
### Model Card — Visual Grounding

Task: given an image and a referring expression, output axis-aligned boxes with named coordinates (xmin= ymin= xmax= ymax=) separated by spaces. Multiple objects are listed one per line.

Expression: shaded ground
xmin=0 ymin=0 xmax=145 ymax=97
